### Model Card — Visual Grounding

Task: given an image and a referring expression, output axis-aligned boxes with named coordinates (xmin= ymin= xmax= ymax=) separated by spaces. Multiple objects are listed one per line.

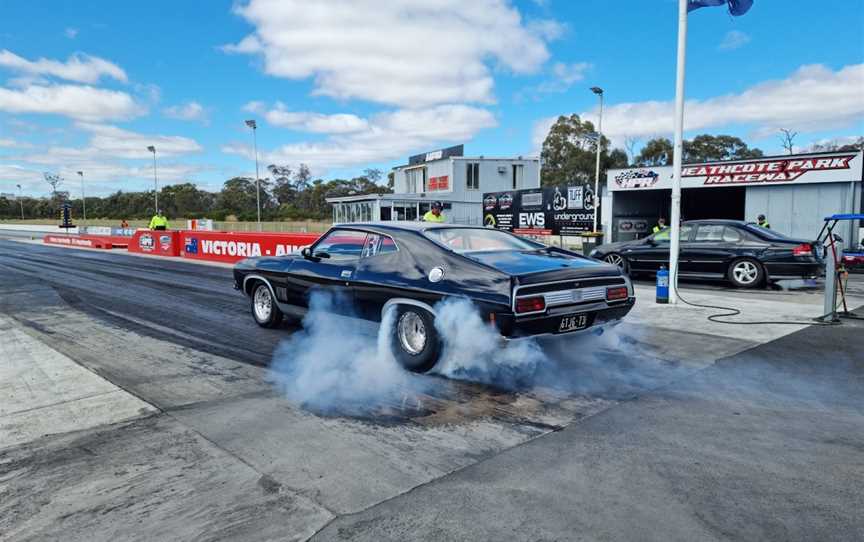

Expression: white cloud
xmin=64 ymin=28 xmax=79 ymax=39
xmin=0 ymin=138 xmax=32 ymax=149
xmin=245 ymin=101 xmax=368 ymax=134
xmin=0 ymin=49 xmax=126 ymax=83
xmin=225 ymin=0 xmax=557 ymax=107
xmin=0 ymin=84 xmax=144 ymax=121
xmin=163 ymin=101 xmax=209 ymax=123
xmin=536 ymin=61 xmax=591 ymax=93
xmin=718 ymin=30 xmax=750 ymax=51
xmin=532 ymin=63 xmax=864 ymax=149
xmin=224 ymin=104 xmax=497 ymax=173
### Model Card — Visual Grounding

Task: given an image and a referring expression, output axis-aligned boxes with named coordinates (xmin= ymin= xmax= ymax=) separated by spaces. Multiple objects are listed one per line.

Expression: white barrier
xmin=0 ymin=224 xmax=79 ymax=234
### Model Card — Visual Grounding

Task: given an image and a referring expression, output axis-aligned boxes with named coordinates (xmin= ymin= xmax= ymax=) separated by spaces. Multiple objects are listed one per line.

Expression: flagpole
xmin=669 ymin=0 xmax=688 ymax=305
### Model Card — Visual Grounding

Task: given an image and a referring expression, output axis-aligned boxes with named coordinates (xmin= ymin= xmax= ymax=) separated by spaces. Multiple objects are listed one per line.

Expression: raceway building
xmin=602 ymin=150 xmax=863 ymax=246
xmin=327 ymin=145 xmax=540 ymax=225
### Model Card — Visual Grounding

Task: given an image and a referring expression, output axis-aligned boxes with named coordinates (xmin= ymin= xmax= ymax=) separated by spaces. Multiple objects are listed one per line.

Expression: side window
xmin=653 ymin=225 xmax=692 ymax=243
xmin=361 ymin=233 xmax=398 ymax=258
xmin=722 ymin=227 xmax=742 ymax=244
xmin=313 ymin=230 xmax=367 ymax=261
xmin=694 ymin=224 xmax=725 ymax=242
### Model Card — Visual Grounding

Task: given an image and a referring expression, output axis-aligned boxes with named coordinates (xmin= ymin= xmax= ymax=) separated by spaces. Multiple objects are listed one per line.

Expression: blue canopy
xmin=824 ymin=214 xmax=864 ymax=221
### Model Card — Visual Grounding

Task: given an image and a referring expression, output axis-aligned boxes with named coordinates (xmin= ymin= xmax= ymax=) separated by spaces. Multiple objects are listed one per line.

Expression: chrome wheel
xmin=604 ymin=253 xmax=624 ymax=267
xmin=397 ymin=311 xmax=427 ymax=355
xmin=253 ymin=285 xmax=272 ymax=321
xmin=732 ymin=260 xmax=759 ymax=285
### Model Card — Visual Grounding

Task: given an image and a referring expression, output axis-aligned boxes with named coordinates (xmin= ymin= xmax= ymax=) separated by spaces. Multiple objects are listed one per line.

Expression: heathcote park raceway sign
xmin=609 ymin=152 xmax=861 ymax=191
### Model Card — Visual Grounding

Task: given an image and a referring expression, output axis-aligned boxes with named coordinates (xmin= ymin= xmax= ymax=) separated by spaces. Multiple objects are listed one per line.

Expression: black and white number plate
xmin=558 ymin=314 xmax=588 ymax=333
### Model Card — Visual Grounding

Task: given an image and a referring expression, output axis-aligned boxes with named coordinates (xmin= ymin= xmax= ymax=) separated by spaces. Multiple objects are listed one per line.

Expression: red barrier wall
xmin=44 ymin=234 xmax=114 ymax=249
xmin=179 ymin=230 xmax=320 ymax=264
xmin=128 ymin=230 xmax=181 ymax=256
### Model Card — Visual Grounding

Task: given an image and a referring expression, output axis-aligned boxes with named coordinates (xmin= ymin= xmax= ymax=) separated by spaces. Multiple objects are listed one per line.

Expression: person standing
xmin=422 ymin=201 xmax=446 ymax=223
xmin=148 ymin=210 xmax=169 ymax=231
xmin=652 ymin=217 xmax=667 ymax=234
xmin=757 ymin=214 xmax=771 ymax=229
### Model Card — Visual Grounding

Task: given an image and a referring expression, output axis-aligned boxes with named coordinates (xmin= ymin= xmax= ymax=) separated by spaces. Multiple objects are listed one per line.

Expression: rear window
xmin=424 ymin=228 xmax=541 ymax=253
xmin=745 ymin=224 xmax=795 ymax=241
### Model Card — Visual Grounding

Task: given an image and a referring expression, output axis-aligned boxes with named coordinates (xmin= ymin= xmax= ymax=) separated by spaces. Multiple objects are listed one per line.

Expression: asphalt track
xmin=0 ymin=237 xmax=280 ymax=366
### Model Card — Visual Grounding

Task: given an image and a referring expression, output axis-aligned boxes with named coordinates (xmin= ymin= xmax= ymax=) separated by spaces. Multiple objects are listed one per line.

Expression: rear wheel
xmin=390 ymin=306 xmax=440 ymax=373
xmin=251 ymin=282 xmax=283 ymax=328
xmin=603 ymin=253 xmax=629 ymax=273
xmin=728 ymin=258 xmax=764 ymax=288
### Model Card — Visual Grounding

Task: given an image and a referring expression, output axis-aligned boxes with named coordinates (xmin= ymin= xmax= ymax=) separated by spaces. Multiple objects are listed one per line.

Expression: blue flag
xmin=688 ymin=0 xmax=753 ymax=16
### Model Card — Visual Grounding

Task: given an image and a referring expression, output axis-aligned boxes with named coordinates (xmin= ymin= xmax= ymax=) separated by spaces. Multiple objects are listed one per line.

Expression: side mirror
xmin=301 ymin=247 xmax=313 ymax=259
xmin=645 ymin=237 xmax=657 ymax=246
xmin=301 ymin=247 xmax=326 ymax=262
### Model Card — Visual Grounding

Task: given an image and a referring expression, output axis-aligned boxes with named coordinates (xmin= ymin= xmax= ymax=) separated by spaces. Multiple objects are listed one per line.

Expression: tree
xmin=779 ymin=129 xmax=797 ymax=155
xmin=635 ymin=134 xmax=764 ymax=166
xmin=685 ymin=134 xmax=763 ymax=162
xmin=540 ymin=114 xmax=622 ymax=187
xmin=636 ymin=138 xmax=674 ymax=166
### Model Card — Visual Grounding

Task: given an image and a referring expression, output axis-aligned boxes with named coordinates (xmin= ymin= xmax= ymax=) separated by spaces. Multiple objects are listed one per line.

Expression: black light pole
xmin=147 ymin=145 xmax=158 ymax=212
xmin=77 ymin=171 xmax=86 ymax=225
xmin=590 ymin=86 xmax=604 ymax=233
xmin=245 ymin=119 xmax=261 ymax=231
xmin=16 ymin=184 xmax=24 ymax=219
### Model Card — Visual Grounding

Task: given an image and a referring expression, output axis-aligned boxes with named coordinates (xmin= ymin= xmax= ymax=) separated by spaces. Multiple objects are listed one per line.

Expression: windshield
xmin=425 ymin=228 xmax=542 ymax=253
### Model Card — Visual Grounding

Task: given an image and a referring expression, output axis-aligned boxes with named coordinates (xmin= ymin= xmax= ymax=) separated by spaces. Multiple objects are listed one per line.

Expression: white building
xmin=328 ymin=145 xmax=541 ymax=225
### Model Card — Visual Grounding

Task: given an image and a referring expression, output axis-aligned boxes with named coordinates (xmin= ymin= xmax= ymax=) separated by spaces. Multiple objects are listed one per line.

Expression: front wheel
xmin=728 ymin=258 xmax=764 ymax=288
xmin=390 ymin=306 xmax=440 ymax=373
xmin=251 ymin=282 xmax=284 ymax=328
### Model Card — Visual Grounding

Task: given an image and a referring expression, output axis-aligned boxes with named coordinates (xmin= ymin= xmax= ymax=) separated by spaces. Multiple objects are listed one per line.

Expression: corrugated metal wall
xmin=745 ymin=182 xmax=860 ymax=243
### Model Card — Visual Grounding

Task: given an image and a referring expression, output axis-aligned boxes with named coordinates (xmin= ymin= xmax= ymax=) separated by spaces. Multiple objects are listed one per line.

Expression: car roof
xmin=682 ymin=219 xmax=750 ymax=226
xmin=331 ymin=221 xmax=489 ymax=233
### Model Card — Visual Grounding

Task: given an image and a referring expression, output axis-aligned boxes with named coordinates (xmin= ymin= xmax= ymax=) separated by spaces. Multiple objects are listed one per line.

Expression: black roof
xmin=332 ymin=221 xmax=488 ymax=233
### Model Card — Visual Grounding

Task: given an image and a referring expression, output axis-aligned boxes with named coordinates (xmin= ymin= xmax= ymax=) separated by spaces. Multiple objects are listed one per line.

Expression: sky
xmin=0 ymin=0 xmax=862 ymax=198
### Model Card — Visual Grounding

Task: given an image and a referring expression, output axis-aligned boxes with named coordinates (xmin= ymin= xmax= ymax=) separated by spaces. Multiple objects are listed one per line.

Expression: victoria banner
xmin=482 ymin=185 xmax=596 ymax=236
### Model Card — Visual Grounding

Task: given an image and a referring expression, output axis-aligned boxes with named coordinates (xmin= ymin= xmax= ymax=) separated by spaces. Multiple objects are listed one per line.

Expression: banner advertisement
xmin=482 ymin=185 xmax=596 ymax=236
xmin=128 ymin=230 xmax=181 ymax=256
xmin=180 ymin=231 xmax=321 ymax=264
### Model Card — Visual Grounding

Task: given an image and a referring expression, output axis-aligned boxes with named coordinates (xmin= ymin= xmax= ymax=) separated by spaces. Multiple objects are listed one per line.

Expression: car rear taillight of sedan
xmin=515 ymin=296 xmax=546 ymax=314
xmin=793 ymin=243 xmax=813 ymax=257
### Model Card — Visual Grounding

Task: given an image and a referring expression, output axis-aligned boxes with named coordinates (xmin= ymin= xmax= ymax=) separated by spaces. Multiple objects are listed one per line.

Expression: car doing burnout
xmin=234 ymin=222 xmax=634 ymax=372
xmin=590 ymin=219 xmax=823 ymax=288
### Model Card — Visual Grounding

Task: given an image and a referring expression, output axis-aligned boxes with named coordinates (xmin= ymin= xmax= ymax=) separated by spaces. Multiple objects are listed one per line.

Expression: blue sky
xmin=1 ymin=0 xmax=862 ymax=197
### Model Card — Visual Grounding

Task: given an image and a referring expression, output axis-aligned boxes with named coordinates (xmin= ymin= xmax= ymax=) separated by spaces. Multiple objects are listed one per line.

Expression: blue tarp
xmin=824 ymin=214 xmax=864 ymax=221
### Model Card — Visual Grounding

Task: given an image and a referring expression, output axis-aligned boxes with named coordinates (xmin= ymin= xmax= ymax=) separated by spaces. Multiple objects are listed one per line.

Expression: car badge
xmin=428 ymin=267 xmax=445 ymax=283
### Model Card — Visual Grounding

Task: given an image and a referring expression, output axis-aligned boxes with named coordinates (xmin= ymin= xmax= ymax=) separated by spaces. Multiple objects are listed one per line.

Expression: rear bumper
xmin=496 ymin=297 xmax=635 ymax=339
xmin=764 ymin=261 xmax=823 ymax=279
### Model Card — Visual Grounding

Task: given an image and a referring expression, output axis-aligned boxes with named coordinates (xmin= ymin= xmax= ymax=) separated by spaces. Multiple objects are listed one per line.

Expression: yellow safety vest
xmin=149 ymin=215 xmax=169 ymax=229
xmin=423 ymin=211 xmax=445 ymax=223
xmin=653 ymin=225 xmax=666 ymax=234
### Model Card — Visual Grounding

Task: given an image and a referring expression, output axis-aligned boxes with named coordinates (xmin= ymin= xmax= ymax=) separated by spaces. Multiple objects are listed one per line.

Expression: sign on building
xmin=482 ymin=186 xmax=596 ymax=235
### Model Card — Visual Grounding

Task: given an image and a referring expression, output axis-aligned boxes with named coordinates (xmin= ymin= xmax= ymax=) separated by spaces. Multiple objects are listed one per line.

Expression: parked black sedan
xmin=234 ymin=222 xmax=634 ymax=372
xmin=590 ymin=219 xmax=822 ymax=288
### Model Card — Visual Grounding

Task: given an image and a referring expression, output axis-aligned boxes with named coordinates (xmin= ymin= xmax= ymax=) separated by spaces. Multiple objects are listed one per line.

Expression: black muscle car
xmin=590 ymin=219 xmax=822 ymax=288
xmin=234 ymin=222 xmax=634 ymax=372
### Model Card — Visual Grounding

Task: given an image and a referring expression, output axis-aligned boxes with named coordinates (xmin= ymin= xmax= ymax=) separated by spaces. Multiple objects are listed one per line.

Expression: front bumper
xmin=495 ymin=297 xmax=635 ymax=339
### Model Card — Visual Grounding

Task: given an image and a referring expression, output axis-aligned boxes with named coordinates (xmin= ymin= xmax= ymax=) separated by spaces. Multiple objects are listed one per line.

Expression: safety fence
xmin=44 ymin=229 xmax=322 ymax=265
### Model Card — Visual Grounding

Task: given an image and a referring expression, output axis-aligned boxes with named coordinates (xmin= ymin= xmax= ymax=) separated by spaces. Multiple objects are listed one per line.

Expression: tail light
xmin=606 ymin=286 xmax=629 ymax=301
xmin=515 ymin=296 xmax=546 ymax=314
xmin=792 ymin=243 xmax=812 ymax=257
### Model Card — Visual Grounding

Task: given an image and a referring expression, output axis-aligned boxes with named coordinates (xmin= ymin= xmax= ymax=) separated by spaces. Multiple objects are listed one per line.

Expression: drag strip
xmin=0 ymin=238 xmax=280 ymax=366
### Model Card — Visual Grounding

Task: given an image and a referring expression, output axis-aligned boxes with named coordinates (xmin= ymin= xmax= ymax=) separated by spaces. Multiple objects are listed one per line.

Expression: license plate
xmin=558 ymin=314 xmax=588 ymax=333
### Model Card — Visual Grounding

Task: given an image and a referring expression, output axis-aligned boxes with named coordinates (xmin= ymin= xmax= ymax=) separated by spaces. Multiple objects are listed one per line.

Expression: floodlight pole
xmin=246 ymin=119 xmax=261 ymax=232
xmin=16 ymin=184 xmax=24 ymax=219
xmin=77 ymin=171 xmax=86 ymax=226
xmin=148 ymin=146 xmax=159 ymax=212
xmin=591 ymin=87 xmax=604 ymax=233
xmin=668 ymin=0 xmax=688 ymax=305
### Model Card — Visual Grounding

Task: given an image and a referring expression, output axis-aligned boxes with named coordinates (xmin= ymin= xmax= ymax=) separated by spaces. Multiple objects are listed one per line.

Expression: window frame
xmin=466 ymin=162 xmax=480 ymax=191
xmin=311 ymin=228 xmax=369 ymax=262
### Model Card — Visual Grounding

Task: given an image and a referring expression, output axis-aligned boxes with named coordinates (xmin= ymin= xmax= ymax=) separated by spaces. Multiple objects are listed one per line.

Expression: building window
xmin=512 ymin=164 xmax=524 ymax=189
xmin=466 ymin=162 xmax=480 ymax=190
xmin=405 ymin=167 xmax=426 ymax=193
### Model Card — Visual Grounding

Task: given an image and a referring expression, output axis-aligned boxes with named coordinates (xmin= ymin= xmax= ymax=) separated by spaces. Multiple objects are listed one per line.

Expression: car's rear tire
xmin=251 ymin=282 xmax=284 ymax=328
xmin=603 ymin=253 xmax=629 ymax=274
xmin=728 ymin=258 xmax=764 ymax=288
xmin=390 ymin=305 xmax=440 ymax=373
